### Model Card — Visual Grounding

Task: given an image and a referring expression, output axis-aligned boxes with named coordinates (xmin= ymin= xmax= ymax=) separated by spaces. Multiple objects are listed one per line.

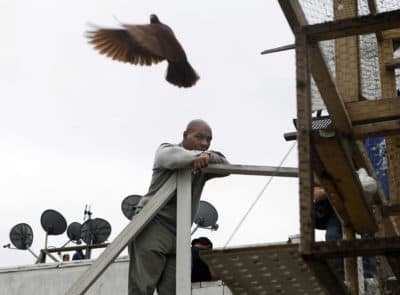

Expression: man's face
xmin=182 ymin=124 xmax=212 ymax=151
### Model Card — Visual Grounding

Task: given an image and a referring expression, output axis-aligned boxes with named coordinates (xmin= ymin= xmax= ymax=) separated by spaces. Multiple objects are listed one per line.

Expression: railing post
xmin=176 ymin=169 xmax=192 ymax=294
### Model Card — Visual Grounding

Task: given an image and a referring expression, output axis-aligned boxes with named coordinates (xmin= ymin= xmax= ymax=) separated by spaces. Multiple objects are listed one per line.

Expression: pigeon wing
xmin=86 ymin=27 xmax=164 ymax=66
xmin=123 ymin=24 xmax=187 ymax=62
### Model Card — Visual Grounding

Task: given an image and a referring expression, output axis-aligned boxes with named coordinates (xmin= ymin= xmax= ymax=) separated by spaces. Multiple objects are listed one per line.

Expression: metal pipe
xmin=261 ymin=44 xmax=295 ymax=55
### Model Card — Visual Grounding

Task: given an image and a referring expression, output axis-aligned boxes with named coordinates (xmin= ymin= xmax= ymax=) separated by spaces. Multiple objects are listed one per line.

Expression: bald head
xmin=182 ymin=119 xmax=212 ymax=151
xmin=185 ymin=119 xmax=211 ymax=133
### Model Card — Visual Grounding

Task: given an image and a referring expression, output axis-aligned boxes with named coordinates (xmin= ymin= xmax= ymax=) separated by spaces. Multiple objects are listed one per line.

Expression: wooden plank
xmin=176 ymin=170 xmax=191 ymax=294
xmin=334 ymin=0 xmax=360 ymax=103
xmin=66 ymin=174 xmax=177 ymax=295
xmin=314 ymin=135 xmax=378 ymax=233
xmin=367 ymin=0 xmax=384 ymax=41
xmin=385 ymin=58 xmax=400 ymax=69
xmin=309 ymin=44 xmax=353 ymax=133
xmin=383 ymin=204 xmax=400 ymax=217
xmin=346 ymin=97 xmax=400 ymax=124
xmin=302 ymin=9 xmax=400 ymax=41
xmin=261 ymin=43 xmax=295 ymax=55
xmin=383 ymin=28 xmax=400 ymax=40
xmin=296 ymin=33 xmax=314 ymax=255
xmin=311 ymin=237 xmax=400 ymax=258
xmin=278 ymin=0 xmax=307 ymax=31
xmin=352 ymin=119 xmax=400 ymax=139
xmin=312 ymin=152 xmax=352 ymax=226
xmin=203 ymin=164 xmax=298 ymax=177
xmin=377 ymin=38 xmax=400 ymax=231
xmin=343 ymin=226 xmax=359 ymax=295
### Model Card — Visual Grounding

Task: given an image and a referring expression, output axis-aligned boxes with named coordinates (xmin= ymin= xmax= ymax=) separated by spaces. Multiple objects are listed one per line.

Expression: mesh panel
xmin=298 ymin=0 xmax=400 ymax=111
xmin=299 ymin=0 xmax=400 ymax=24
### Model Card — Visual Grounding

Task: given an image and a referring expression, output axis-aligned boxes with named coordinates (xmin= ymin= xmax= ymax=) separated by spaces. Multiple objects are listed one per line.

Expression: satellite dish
xmin=121 ymin=194 xmax=142 ymax=220
xmin=9 ymin=223 xmax=34 ymax=250
xmin=80 ymin=218 xmax=111 ymax=245
xmin=67 ymin=222 xmax=82 ymax=243
xmin=40 ymin=209 xmax=67 ymax=235
xmin=194 ymin=201 xmax=219 ymax=229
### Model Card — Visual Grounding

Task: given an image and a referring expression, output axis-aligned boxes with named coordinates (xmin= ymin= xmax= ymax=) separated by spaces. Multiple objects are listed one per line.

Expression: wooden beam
xmin=343 ymin=226 xmax=359 ymax=294
xmin=334 ymin=0 xmax=360 ymax=103
xmin=261 ymin=43 xmax=295 ymax=55
xmin=385 ymin=58 xmax=400 ymax=69
xmin=283 ymin=131 xmax=298 ymax=141
xmin=278 ymin=0 xmax=307 ymax=31
xmin=346 ymin=97 xmax=400 ymax=124
xmin=309 ymin=44 xmax=353 ymax=133
xmin=314 ymin=135 xmax=378 ymax=233
xmin=295 ymin=33 xmax=314 ymax=255
xmin=352 ymin=119 xmax=400 ymax=139
xmin=383 ymin=28 xmax=400 ymax=40
xmin=311 ymin=237 xmax=400 ymax=258
xmin=377 ymin=38 xmax=400 ymax=231
xmin=383 ymin=204 xmax=400 ymax=217
xmin=303 ymin=9 xmax=400 ymax=41
xmin=367 ymin=0 xmax=384 ymax=41
xmin=312 ymin=152 xmax=352 ymax=226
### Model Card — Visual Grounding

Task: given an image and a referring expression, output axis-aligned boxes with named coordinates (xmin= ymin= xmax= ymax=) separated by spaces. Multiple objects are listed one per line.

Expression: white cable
xmin=223 ymin=141 xmax=297 ymax=248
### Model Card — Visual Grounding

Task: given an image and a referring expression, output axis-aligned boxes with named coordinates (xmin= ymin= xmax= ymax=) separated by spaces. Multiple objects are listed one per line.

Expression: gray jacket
xmin=138 ymin=143 xmax=229 ymax=233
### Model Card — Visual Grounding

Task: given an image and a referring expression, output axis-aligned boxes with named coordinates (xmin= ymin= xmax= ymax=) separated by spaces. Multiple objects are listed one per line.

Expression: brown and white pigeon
xmin=86 ymin=14 xmax=199 ymax=88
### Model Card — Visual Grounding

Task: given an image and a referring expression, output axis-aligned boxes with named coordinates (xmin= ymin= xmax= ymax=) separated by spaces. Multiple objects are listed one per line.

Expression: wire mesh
xmin=297 ymin=0 xmax=400 ymax=111
xmin=299 ymin=0 xmax=400 ymax=24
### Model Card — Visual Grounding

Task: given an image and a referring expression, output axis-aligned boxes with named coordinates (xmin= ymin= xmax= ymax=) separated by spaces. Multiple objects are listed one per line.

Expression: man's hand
xmin=192 ymin=152 xmax=210 ymax=174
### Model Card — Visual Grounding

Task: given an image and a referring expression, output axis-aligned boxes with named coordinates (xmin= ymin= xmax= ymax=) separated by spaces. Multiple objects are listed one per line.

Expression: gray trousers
xmin=128 ymin=219 xmax=176 ymax=295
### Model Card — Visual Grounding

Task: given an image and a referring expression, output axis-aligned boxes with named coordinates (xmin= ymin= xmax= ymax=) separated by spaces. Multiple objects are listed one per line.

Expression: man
xmin=191 ymin=237 xmax=218 ymax=283
xmin=314 ymin=186 xmax=376 ymax=279
xmin=129 ymin=119 xmax=229 ymax=295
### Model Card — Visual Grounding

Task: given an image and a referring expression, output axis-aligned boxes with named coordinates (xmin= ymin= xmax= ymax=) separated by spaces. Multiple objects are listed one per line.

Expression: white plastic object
xmin=357 ymin=168 xmax=377 ymax=195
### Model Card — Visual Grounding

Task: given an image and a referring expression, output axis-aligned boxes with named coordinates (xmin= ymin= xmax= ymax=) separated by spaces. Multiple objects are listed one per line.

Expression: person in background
xmin=72 ymin=249 xmax=85 ymax=260
xmin=314 ymin=186 xmax=376 ymax=279
xmin=191 ymin=237 xmax=218 ymax=283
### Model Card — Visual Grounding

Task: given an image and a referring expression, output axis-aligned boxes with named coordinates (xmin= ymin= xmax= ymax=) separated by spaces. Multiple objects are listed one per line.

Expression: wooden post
xmin=295 ymin=33 xmax=314 ymax=255
xmin=378 ymin=40 xmax=400 ymax=207
xmin=333 ymin=2 xmax=361 ymax=291
xmin=343 ymin=226 xmax=359 ymax=294
xmin=176 ymin=169 xmax=192 ymax=294
xmin=334 ymin=0 xmax=360 ymax=103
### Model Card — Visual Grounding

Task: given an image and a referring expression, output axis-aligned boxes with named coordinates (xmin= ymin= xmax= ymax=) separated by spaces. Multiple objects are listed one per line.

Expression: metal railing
xmin=65 ymin=164 xmax=298 ymax=295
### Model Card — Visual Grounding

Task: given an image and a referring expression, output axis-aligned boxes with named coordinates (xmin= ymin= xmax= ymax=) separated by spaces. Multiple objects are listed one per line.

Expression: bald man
xmin=128 ymin=120 xmax=229 ymax=295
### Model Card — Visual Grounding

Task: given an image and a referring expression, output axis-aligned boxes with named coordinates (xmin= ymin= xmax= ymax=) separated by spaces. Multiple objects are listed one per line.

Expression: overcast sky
xmin=0 ymin=0 xmax=313 ymax=267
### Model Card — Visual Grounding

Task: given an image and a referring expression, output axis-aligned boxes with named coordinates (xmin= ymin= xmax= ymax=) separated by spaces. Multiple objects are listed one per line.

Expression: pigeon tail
xmin=166 ymin=60 xmax=199 ymax=88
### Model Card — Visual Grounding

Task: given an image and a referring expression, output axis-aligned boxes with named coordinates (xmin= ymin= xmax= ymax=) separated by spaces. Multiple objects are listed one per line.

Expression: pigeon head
xmin=150 ymin=14 xmax=161 ymax=24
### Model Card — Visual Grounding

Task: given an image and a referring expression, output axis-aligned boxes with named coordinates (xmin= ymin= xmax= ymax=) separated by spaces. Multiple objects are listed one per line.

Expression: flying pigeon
xmin=86 ymin=14 xmax=199 ymax=88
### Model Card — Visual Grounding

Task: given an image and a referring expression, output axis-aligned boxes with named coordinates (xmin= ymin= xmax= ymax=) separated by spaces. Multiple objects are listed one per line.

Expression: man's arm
xmin=204 ymin=150 xmax=230 ymax=179
xmin=154 ymin=143 xmax=204 ymax=170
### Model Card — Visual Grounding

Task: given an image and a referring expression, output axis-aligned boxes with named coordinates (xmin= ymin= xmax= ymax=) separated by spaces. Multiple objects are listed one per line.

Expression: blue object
xmin=364 ymin=137 xmax=390 ymax=199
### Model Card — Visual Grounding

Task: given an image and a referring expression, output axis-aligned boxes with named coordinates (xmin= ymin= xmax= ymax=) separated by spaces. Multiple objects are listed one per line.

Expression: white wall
xmin=0 ymin=257 xmax=231 ymax=295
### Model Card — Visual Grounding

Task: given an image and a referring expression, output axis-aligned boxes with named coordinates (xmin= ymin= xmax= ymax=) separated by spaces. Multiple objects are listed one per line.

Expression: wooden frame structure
xmin=62 ymin=2 xmax=400 ymax=294
xmin=279 ymin=0 xmax=400 ymax=293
